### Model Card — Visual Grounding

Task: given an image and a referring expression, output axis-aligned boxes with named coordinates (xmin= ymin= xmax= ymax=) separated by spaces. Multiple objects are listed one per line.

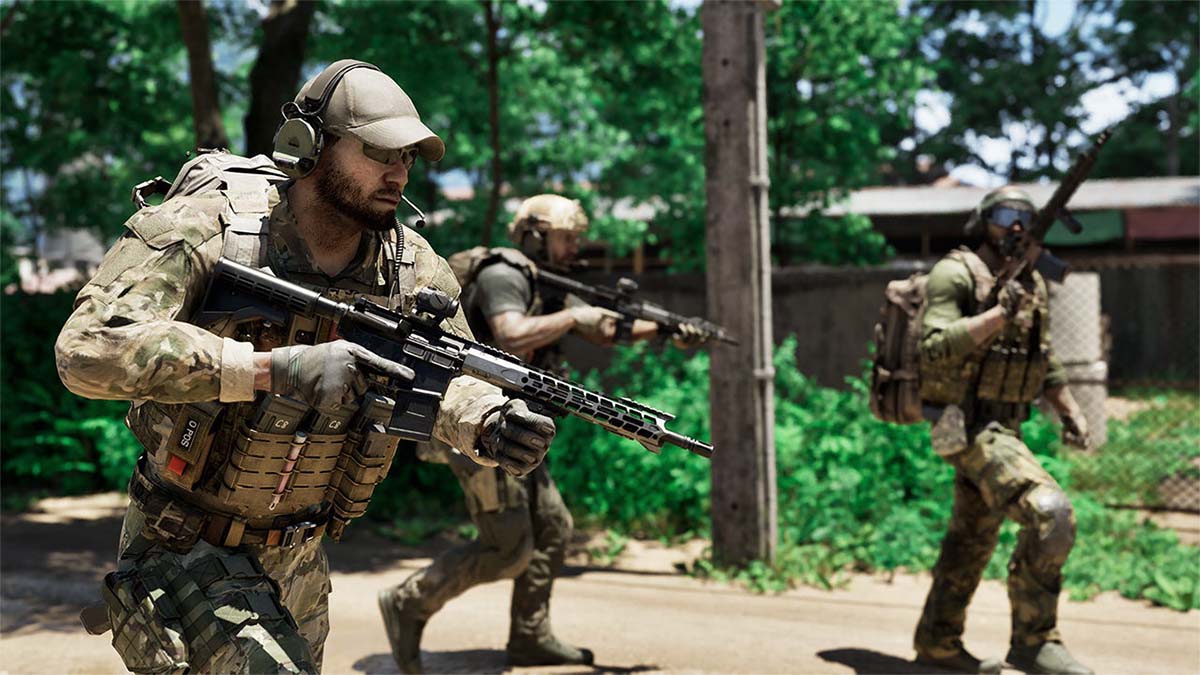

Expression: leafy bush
xmin=1 ymin=292 xmax=142 ymax=497
xmin=553 ymin=336 xmax=1199 ymax=609
xmin=1067 ymin=390 xmax=1200 ymax=508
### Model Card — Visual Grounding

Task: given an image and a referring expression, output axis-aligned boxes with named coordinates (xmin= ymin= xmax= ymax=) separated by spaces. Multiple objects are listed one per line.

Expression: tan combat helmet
xmin=964 ymin=186 xmax=1036 ymax=237
xmin=507 ymin=194 xmax=589 ymax=247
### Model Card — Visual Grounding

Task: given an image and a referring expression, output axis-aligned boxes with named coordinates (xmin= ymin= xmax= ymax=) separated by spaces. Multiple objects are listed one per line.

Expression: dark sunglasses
xmin=362 ymin=143 xmax=418 ymax=169
xmin=987 ymin=206 xmax=1035 ymax=229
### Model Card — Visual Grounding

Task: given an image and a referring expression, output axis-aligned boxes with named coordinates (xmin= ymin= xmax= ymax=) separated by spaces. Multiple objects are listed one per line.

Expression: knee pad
xmin=1023 ymin=485 xmax=1076 ymax=559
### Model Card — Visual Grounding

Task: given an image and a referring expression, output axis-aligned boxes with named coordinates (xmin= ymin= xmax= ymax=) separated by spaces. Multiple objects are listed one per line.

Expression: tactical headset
xmin=271 ymin=60 xmax=380 ymax=179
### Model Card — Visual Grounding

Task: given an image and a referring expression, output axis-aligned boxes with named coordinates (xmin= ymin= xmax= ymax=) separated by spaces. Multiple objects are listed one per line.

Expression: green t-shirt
xmin=473 ymin=262 xmax=533 ymax=318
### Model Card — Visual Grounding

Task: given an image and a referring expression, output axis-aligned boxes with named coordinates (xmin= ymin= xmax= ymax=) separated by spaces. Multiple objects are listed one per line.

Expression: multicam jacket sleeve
xmin=55 ymin=195 xmax=257 ymax=404
xmin=407 ymin=229 xmax=509 ymax=456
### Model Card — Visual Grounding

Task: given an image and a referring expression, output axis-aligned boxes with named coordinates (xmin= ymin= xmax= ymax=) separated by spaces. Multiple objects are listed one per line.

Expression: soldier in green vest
xmin=378 ymin=194 xmax=708 ymax=672
xmin=914 ymin=187 xmax=1092 ymax=675
xmin=55 ymin=60 xmax=555 ymax=674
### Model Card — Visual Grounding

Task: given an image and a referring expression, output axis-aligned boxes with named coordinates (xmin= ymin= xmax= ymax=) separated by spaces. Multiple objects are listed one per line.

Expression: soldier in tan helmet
xmin=914 ymin=186 xmax=1092 ymax=675
xmin=377 ymin=194 xmax=710 ymax=673
xmin=55 ymin=59 xmax=555 ymax=674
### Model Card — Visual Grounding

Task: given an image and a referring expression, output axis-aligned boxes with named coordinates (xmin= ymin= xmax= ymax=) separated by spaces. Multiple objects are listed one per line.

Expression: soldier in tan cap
xmin=56 ymin=59 xmax=556 ymax=674
xmin=377 ymin=194 xmax=711 ymax=673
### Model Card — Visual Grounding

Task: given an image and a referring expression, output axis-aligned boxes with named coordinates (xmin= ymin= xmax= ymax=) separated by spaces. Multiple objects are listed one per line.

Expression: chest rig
xmin=127 ymin=167 xmax=417 ymax=547
xmin=455 ymin=248 xmax=570 ymax=373
xmin=919 ymin=247 xmax=1051 ymax=409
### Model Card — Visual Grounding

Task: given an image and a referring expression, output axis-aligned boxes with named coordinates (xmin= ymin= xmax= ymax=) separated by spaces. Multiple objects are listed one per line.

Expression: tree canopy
xmin=906 ymin=0 xmax=1197 ymax=182
xmin=1 ymin=0 xmax=1192 ymax=270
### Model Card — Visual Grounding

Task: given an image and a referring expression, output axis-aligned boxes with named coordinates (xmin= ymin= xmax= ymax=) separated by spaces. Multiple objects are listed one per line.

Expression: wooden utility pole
xmin=702 ymin=0 xmax=777 ymax=566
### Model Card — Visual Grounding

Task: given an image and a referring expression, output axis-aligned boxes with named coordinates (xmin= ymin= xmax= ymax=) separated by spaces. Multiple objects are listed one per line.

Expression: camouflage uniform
xmin=57 ymin=180 xmax=506 ymax=673
xmin=914 ymin=247 xmax=1076 ymax=660
xmin=383 ymin=251 xmax=574 ymax=652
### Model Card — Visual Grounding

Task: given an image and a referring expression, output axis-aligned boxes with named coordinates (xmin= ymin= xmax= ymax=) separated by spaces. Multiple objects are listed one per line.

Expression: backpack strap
xmin=946 ymin=246 xmax=995 ymax=311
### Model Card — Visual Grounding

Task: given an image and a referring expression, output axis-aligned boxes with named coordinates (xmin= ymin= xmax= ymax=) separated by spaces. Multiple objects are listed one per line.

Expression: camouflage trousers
xmin=915 ymin=422 xmax=1077 ymax=658
xmin=389 ymin=448 xmax=573 ymax=644
xmin=103 ymin=501 xmax=331 ymax=674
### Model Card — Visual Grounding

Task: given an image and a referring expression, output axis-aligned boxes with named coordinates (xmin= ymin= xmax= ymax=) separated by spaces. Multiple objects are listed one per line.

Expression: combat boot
xmin=915 ymin=647 xmax=1002 ymax=674
xmin=377 ymin=586 xmax=426 ymax=674
xmin=1006 ymin=642 xmax=1093 ymax=675
xmin=507 ymin=635 xmax=594 ymax=667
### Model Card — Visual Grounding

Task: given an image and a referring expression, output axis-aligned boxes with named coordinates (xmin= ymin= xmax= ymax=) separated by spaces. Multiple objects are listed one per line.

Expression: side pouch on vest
xmin=158 ymin=402 xmax=223 ymax=491
xmin=929 ymin=404 xmax=968 ymax=457
xmin=100 ymin=561 xmax=191 ymax=674
xmin=219 ymin=394 xmax=345 ymax=515
xmin=327 ymin=393 xmax=401 ymax=540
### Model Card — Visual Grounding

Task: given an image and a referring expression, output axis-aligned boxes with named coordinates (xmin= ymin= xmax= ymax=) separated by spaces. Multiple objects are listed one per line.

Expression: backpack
xmin=869 ymin=271 xmax=929 ymax=424
xmin=447 ymin=246 xmax=537 ymax=288
xmin=868 ymin=248 xmax=992 ymax=424
xmin=133 ymin=150 xmax=292 ymax=267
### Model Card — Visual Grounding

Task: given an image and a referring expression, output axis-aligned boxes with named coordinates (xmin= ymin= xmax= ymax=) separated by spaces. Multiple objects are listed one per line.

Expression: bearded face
xmin=313 ymin=157 xmax=400 ymax=233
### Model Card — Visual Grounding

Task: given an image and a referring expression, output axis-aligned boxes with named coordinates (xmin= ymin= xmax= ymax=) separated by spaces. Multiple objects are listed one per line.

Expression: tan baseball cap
xmin=295 ymin=59 xmax=445 ymax=162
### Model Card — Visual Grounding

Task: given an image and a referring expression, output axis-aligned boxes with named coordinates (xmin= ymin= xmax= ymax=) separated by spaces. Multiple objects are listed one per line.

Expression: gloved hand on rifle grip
xmin=568 ymin=304 xmax=619 ymax=341
xmin=479 ymin=399 xmax=556 ymax=476
xmin=997 ymin=280 xmax=1035 ymax=329
xmin=271 ymin=339 xmax=415 ymax=414
xmin=671 ymin=321 xmax=711 ymax=349
xmin=1061 ymin=411 xmax=1090 ymax=451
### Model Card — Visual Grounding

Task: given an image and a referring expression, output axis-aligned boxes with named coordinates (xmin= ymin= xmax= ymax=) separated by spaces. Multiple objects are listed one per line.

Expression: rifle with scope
xmin=199 ymin=259 xmax=714 ymax=459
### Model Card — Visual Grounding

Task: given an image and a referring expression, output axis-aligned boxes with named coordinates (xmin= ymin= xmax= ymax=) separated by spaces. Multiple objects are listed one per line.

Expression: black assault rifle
xmin=199 ymin=259 xmax=713 ymax=459
xmin=535 ymin=269 xmax=738 ymax=346
xmin=986 ymin=127 xmax=1113 ymax=305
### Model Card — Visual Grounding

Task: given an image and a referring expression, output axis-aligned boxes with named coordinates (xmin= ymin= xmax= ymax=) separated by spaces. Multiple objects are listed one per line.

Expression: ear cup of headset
xmin=272 ymin=117 xmax=323 ymax=178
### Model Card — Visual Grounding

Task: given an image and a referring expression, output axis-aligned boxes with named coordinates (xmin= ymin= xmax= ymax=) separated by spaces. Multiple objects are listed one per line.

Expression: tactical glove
xmin=567 ymin=305 xmax=619 ymax=341
xmin=479 ymin=399 xmax=555 ymax=477
xmin=671 ymin=321 xmax=711 ymax=349
xmin=1061 ymin=411 xmax=1091 ymax=450
xmin=997 ymin=280 xmax=1035 ymax=329
xmin=271 ymin=340 xmax=415 ymax=414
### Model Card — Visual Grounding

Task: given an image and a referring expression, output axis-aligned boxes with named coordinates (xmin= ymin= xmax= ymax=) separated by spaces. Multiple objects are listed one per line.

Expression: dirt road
xmin=2 ymin=494 xmax=1197 ymax=674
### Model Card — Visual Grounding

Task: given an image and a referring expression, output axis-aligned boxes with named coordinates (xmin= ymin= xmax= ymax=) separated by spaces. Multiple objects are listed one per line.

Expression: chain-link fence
xmin=1049 ymin=265 xmax=1200 ymax=513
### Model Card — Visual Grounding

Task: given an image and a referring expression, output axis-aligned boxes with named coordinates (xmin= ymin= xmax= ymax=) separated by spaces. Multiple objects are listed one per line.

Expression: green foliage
xmin=775 ymin=212 xmax=895 ymax=266
xmin=311 ymin=0 xmax=916 ymax=268
xmin=1067 ymin=391 xmax=1200 ymax=508
xmin=767 ymin=1 xmax=929 ymax=204
xmin=2 ymin=0 xmax=194 ymax=240
xmin=554 ymin=337 xmax=1198 ymax=610
xmin=908 ymin=0 xmax=1197 ymax=181
xmin=552 ymin=342 xmax=713 ymax=536
xmin=0 ymin=292 xmax=142 ymax=497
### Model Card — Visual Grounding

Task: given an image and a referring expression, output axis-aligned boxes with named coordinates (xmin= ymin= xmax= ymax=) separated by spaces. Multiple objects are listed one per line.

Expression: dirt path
xmin=2 ymin=494 xmax=1197 ymax=674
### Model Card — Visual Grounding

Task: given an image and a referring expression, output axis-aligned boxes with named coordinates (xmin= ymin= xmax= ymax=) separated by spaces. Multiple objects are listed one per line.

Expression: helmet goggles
xmin=987 ymin=205 xmax=1035 ymax=229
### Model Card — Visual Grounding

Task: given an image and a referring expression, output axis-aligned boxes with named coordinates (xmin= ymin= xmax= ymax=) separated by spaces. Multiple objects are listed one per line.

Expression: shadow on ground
xmin=818 ymin=648 xmax=957 ymax=674
xmin=352 ymin=650 xmax=659 ymax=675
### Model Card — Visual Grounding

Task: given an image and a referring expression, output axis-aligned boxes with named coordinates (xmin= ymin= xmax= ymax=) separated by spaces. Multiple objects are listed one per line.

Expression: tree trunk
xmin=244 ymin=0 xmax=317 ymax=157
xmin=177 ymin=0 xmax=229 ymax=150
xmin=1164 ymin=90 xmax=1181 ymax=176
xmin=481 ymin=0 xmax=503 ymax=245
xmin=702 ymin=0 xmax=778 ymax=567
